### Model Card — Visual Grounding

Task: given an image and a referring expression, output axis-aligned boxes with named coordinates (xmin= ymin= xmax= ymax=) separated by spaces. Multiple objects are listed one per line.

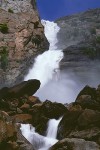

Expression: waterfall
xmin=24 ymin=20 xmax=80 ymax=104
xmin=24 ymin=20 xmax=63 ymax=87
xmin=46 ymin=118 xmax=61 ymax=139
xmin=20 ymin=118 xmax=61 ymax=150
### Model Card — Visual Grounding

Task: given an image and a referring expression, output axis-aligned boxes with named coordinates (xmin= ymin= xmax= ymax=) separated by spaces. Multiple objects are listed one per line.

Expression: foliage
xmin=0 ymin=23 xmax=9 ymax=34
xmin=8 ymin=8 xmax=14 ymax=13
xmin=0 ymin=47 xmax=8 ymax=71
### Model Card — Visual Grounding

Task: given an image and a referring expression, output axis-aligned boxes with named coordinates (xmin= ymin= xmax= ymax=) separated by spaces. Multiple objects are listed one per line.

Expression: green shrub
xmin=0 ymin=47 xmax=8 ymax=71
xmin=8 ymin=8 xmax=14 ymax=13
xmin=0 ymin=23 xmax=9 ymax=34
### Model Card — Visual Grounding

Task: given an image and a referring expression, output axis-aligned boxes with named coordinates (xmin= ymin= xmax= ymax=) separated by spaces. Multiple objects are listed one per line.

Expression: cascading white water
xmin=20 ymin=118 xmax=61 ymax=150
xmin=46 ymin=118 xmax=61 ymax=139
xmin=24 ymin=20 xmax=81 ymax=103
xmin=24 ymin=20 xmax=63 ymax=87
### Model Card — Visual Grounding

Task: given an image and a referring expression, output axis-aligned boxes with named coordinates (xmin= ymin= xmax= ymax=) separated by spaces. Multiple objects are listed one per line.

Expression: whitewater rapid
xmin=24 ymin=20 xmax=63 ymax=87
xmin=20 ymin=118 xmax=61 ymax=150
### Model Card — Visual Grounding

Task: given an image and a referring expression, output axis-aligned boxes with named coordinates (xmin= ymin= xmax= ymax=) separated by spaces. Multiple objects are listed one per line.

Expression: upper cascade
xmin=41 ymin=20 xmax=60 ymax=50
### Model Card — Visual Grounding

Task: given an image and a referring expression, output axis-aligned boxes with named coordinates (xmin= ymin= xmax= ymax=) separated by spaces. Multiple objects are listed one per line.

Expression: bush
xmin=0 ymin=23 xmax=9 ymax=34
xmin=0 ymin=47 xmax=8 ymax=71
xmin=8 ymin=8 xmax=14 ymax=13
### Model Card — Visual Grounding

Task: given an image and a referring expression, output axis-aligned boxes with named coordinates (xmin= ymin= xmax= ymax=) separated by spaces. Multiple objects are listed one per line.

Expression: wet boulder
xmin=57 ymin=110 xmax=82 ymax=139
xmin=41 ymin=100 xmax=68 ymax=119
xmin=50 ymin=138 xmax=100 ymax=150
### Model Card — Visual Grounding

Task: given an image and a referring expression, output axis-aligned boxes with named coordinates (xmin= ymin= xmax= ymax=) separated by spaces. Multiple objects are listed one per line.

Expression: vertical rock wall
xmin=0 ymin=0 xmax=49 ymax=88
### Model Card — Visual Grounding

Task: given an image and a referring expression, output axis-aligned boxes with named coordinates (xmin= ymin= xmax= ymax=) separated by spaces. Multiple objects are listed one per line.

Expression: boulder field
xmin=0 ymin=80 xmax=100 ymax=150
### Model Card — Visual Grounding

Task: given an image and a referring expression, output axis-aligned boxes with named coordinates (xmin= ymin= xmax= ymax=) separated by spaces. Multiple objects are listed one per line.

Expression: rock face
xmin=0 ymin=0 xmax=49 ymax=88
xmin=56 ymin=9 xmax=100 ymax=83
xmin=56 ymin=8 xmax=100 ymax=51
xmin=0 ymin=0 xmax=36 ymax=12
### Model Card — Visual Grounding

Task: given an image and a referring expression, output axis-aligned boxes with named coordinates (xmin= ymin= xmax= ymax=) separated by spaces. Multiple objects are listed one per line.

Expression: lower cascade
xmin=20 ymin=118 xmax=61 ymax=150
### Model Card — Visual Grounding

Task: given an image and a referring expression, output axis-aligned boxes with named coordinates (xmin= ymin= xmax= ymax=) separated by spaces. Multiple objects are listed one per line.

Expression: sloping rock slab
xmin=50 ymin=138 xmax=100 ymax=150
xmin=0 ymin=79 xmax=40 ymax=99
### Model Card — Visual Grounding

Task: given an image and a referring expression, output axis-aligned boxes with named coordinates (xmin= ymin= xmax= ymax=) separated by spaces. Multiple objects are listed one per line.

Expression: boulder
xmin=35 ymin=116 xmax=49 ymax=135
xmin=12 ymin=114 xmax=32 ymax=124
xmin=57 ymin=110 xmax=82 ymax=139
xmin=77 ymin=109 xmax=100 ymax=129
xmin=30 ymin=103 xmax=43 ymax=126
xmin=0 ymin=79 xmax=41 ymax=99
xmin=41 ymin=100 xmax=68 ymax=119
xmin=67 ymin=102 xmax=82 ymax=111
xmin=20 ymin=104 xmax=30 ymax=113
xmin=50 ymin=138 xmax=100 ymax=150
xmin=76 ymin=85 xmax=97 ymax=100
xmin=27 ymin=96 xmax=41 ymax=105
xmin=75 ymin=95 xmax=100 ymax=111
xmin=69 ymin=127 xmax=100 ymax=141
xmin=0 ymin=120 xmax=16 ymax=143
xmin=29 ymin=103 xmax=49 ymax=135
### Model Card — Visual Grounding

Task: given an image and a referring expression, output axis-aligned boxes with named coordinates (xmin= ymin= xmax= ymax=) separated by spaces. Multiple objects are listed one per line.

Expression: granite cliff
xmin=56 ymin=9 xmax=100 ymax=84
xmin=0 ymin=0 xmax=49 ymax=88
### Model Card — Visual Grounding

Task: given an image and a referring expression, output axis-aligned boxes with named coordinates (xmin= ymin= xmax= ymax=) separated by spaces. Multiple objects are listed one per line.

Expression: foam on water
xmin=20 ymin=118 xmax=61 ymax=150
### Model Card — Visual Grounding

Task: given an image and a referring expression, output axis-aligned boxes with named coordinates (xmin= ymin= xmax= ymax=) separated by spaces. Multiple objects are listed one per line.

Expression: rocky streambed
xmin=0 ymin=79 xmax=100 ymax=150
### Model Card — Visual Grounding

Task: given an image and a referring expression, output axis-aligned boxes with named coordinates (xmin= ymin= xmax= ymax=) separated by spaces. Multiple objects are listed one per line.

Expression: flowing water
xmin=20 ymin=118 xmax=61 ymax=150
xmin=24 ymin=20 xmax=82 ymax=103
xmin=24 ymin=20 xmax=63 ymax=87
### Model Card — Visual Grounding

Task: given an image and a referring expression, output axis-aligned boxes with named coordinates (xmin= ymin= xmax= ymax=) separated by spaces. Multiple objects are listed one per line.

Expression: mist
xmin=24 ymin=20 xmax=100 ymax=104
xmin=35 ymin=71 xmax=82 ymax=104
xmin=35 ymin=63 xmax=100 ymax=104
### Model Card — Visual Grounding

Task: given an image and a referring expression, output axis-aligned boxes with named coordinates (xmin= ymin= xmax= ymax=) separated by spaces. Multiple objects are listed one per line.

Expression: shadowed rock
xmin=50 ymin=138 xmax=100 ymax=150
xmin=76 ymin=85 xmax=97 ymax=100
xmin=0 ymin=79 xmax=41 ymax=99
xmin=57 ymin=110 xmax=82 ymax=139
